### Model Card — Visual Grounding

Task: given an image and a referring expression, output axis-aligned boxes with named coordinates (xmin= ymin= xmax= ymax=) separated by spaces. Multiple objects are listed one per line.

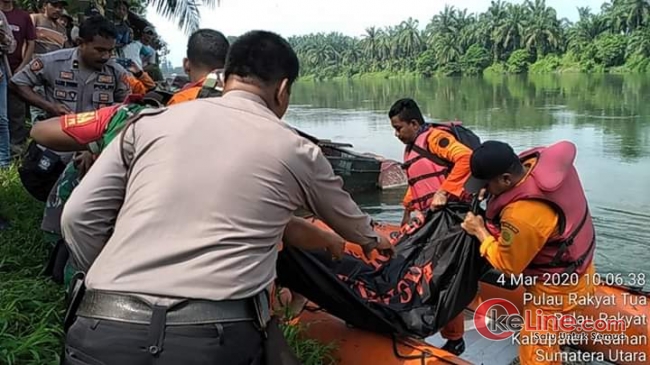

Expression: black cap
xmin=464 ymin=140 xmax=520 ymax=194
xmin=46 ymin=0 xmax=69 ymax=5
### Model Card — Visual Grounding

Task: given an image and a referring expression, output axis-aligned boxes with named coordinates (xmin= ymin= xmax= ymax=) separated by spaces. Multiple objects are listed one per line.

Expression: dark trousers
xmin=63 ymin=316 xmax=264 ymax=365
xmin=8 ymin=89 xmax=28 ymax=146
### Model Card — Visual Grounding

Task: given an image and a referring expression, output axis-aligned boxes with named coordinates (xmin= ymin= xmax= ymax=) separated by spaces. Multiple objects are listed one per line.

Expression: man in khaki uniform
xmin=59 ymin=30 xmax=393 ymax=364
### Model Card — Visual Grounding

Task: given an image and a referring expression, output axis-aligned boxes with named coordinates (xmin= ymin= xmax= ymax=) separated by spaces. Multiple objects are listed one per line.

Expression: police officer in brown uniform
xmin=11 ymin=15 xmax=130 ymax=118
xmin=59 ymin=30 xmax=393 ymax=364
xmin=9 ymin=15 xmax=129 ymax=202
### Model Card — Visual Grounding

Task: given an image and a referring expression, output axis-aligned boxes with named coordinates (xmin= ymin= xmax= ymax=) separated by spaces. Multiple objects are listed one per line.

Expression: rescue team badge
xmin=63 ymin=111 xmax=97 ymax=128
xmin=499 ymin=221 xmax=520 ymax=246
xmin=97 ymin=75 xmax=114 ymax=84
xmin=30 ymin=59 xmax=44 ymax=72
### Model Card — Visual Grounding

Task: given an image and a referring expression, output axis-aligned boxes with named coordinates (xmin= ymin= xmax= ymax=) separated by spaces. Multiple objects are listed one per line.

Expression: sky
xmin=147 ymin=0 xmax=606 ymax=67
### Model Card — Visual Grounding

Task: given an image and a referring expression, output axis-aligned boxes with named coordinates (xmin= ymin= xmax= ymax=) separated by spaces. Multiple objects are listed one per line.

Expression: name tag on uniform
xmin=55 ymin=80 xmax=79 ymax=88
xmin=54 ymin=89 xmax=67 ymax=99
xmin=97 ymin=75 xmax=114 ymax=84
xmin=98 ymin=93 xmax=110 ymax=102
xmin=59 ymin=71 xmax=74 ymax=80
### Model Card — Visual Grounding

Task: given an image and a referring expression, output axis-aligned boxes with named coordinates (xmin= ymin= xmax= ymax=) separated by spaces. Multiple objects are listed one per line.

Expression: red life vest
xmin=485 ymin=141 xmax=596 ymax=278
xmin=403 ymin=125 xmax=454 ymax=212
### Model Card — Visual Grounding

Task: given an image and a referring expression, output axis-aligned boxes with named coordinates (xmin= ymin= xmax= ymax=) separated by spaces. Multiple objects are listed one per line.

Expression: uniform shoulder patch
xmin=30 ymin=59 xmax=44 ymax=72
xmin=63 ymin=111 xmax=98 ymax=128
xmin=499 ymin=221 xmax=520 ymax=246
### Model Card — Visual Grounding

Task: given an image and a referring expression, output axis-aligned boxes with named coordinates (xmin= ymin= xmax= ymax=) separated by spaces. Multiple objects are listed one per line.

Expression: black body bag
xmin=276 ymin=202 xmax=488 ymax=338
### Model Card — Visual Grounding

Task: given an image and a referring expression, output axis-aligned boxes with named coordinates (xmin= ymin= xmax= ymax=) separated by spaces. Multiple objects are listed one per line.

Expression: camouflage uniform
xmin=42 ymin=103 xmax=149 ymax=287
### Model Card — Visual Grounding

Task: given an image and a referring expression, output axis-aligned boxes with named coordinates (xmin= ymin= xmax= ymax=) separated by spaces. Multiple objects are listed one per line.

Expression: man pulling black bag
xmin=277 ymin=200 xmax=488 ymax=339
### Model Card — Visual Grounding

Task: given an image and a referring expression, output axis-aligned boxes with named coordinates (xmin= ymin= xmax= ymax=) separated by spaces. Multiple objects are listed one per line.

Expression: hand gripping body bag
xmin=276 ymin=202 xmax=487 ymax=338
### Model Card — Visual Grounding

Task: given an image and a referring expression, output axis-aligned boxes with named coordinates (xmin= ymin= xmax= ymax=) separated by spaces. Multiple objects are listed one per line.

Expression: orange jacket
xmin=402 ymin=128 xmax=472 ymax=209
xmin=167 ymin=76 xmax=205 ymax=106
xmin=125 ymin=72 xmax=156 ymax=96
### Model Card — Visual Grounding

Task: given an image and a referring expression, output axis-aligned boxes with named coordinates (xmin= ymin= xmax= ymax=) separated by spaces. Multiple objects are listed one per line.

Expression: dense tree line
xmin=287 ymin=0 xmax=650 ymax=79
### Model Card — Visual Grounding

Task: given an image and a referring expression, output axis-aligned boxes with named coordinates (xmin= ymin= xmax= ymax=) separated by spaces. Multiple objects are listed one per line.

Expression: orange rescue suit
xmin=125 ymin=72 xmax=156 ymax=96
xmin=480 ymin=157 xmax=596 ymax=365
xmin=166 ymin=77 xmax=205 ymax=106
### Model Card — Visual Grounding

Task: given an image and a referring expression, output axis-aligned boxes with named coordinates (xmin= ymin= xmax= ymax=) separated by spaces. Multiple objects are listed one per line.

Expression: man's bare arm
xmin=283 ymin=216 xmax=344 ymax=258
xmin=17 ymin=40 xmax=34 ymax=71
xmin=11 ymin=83 xmax=53 ymax=112
xmin=293 ymin=139 xmax=380 ymax=246
xmin=30 ymin=117 xmax=86 ymax=151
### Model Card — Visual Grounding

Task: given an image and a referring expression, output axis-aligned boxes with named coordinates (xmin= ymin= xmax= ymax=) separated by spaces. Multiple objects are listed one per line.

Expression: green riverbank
xmin=289 ymin=1 xmax=650 ymax=81
xmin=297 ymin=52 xmax=650 ymax=82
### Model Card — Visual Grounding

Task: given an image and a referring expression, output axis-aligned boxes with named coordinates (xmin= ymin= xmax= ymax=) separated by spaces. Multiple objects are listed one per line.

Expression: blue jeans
xmin=0 ymin=60 xmax=9 ymax=167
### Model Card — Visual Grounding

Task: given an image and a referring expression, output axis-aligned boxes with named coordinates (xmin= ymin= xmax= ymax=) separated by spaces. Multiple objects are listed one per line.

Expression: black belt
xmin=76 ymin=290 xmax=259 ymax=326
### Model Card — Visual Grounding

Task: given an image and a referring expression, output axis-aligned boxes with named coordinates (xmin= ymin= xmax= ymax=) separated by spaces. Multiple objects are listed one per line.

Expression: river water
xmin=286 ymin=74 xmax=650 ymax=290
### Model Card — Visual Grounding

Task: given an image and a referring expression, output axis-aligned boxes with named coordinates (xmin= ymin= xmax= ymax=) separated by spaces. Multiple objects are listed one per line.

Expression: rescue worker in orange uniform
xmin=121 ymin=60 xmax=155 ymax=95
xmin=389 ymin=98 xmax=473 ymax=355
xmin=461 ymin=140 xmax=596 ymax=365
xmin=167 ymin=28 xmax=229 ymax=105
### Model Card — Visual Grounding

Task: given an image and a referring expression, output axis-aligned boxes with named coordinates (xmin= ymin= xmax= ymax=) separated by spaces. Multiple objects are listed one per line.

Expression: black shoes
xmin=442 ymin=338 xmax=466 ymax=356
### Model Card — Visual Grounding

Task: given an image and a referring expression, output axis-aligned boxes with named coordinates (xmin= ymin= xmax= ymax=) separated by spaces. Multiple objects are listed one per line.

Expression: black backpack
xmin=409 ymin=122 xmax=481 ymax=168
xmin=431 ymin=122 xmax=482 ymax=150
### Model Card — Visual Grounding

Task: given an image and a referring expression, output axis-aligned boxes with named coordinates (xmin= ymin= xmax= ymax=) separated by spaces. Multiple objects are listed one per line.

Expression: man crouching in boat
xmin=389 ymin=98 xmax=475 ymax=355
xmin=461 ymin=140 xmax=597 ymax=365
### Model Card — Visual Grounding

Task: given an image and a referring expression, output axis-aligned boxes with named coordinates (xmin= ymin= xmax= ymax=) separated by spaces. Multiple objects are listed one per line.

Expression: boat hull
xmin=322 ymin=145 xmax=382 ymax=194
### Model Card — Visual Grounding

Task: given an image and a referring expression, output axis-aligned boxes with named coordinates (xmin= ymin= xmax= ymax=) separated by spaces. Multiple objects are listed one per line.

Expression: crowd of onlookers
xmin=0 ymin=0 xmax=162 ymax=228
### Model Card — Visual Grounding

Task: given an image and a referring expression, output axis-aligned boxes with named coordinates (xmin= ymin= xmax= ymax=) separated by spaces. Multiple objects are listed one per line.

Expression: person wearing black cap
xmin=461 ymin=140 xmax=597 ymax=365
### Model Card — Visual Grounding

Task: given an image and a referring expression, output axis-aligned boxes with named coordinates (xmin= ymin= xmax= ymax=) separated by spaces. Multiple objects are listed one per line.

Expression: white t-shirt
xmin=121 ymin=40 xmax=143 ymax=68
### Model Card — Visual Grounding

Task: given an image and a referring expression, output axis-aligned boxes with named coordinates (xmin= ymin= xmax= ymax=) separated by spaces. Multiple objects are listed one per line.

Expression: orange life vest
xmin=402 ymin=124 xmax=471 ymax=211
xmin=485 ymin=141 xmax=596 ymax=277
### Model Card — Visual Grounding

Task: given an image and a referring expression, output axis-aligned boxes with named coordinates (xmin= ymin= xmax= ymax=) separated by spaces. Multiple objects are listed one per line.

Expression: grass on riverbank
xmin=0 ymin=165 xmax=334 ymax=365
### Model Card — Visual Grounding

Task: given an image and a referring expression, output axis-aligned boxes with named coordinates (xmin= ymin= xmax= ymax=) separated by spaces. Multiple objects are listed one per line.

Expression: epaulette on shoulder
xmin=41 ymin=48 xmax=76 ymax=62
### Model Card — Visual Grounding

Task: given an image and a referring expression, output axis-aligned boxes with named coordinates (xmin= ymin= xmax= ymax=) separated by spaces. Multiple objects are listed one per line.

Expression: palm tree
xmin=147 ymin=0 xmax=220 ymax=34
xmin=396 ymin=18 xmax=423 ymax=58
xmin=495 ymin=3 xmax=526 ymax=54
xmin=361 ymin=27 xmax=381 ymax=60
xmin=622 ymin=0 xmax=650 ymax=31
xmin=568 ymin=7 xmax=608 ymax=54
xmin=522 ymin=0 xmax=561 ymax=58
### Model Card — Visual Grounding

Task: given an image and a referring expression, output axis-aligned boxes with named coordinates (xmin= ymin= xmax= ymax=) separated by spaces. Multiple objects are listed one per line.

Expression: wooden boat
xmin=289 ymin=220 xmax=650 ymax=365
xmin=320 ymin=142 xmax=383 ymax=194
